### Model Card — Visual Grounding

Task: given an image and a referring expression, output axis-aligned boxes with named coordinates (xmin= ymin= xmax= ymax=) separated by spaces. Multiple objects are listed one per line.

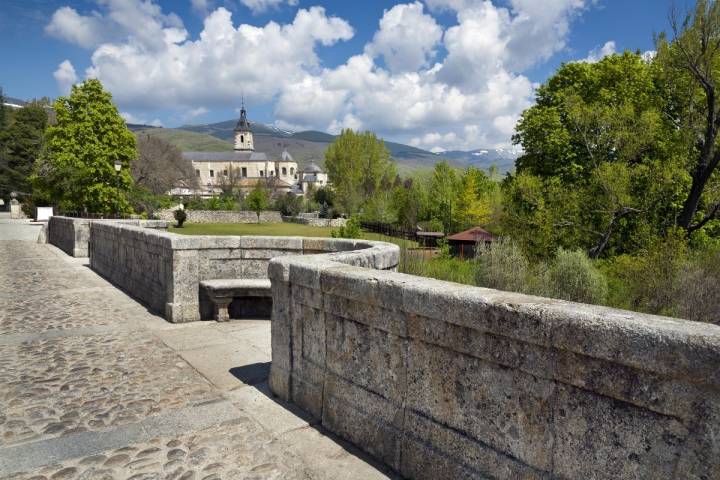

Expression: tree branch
xmin=688 ymin=201 xmax=720 ymax=232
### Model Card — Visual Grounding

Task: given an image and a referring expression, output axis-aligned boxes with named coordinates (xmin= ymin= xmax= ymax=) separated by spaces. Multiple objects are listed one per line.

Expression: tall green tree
xmin=31 ymin=79 xmax=136 ymax=214
xmin=656 ymin=0 xmax=720 ymax=233
xmin=509 ymin=52 xmax=688 ymax=257
xmin=245 ymin=181 xmax=270 ymax=222
xmin=324 ymin=129 xmax=396 ymax=214
xmin=0 ymin=103 xmax=48 ymax=200
xmin=428 ymin=161 xmax=461 ymax=233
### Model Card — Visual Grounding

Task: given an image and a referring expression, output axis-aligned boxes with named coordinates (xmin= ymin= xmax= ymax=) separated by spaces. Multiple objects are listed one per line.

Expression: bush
xmin=672 ymin=245 xmax=720 ymax=324
xmin=173 ymin=208 xmax=187 ymax=228
xmin=599 ymin=230 xmax=688 ymax=316
xmin=185 ymin=196 xmax=237 ymax=211
xmin=319 ymin=201 xmax=332 ymax=219
xmin=475 ymin=238 xmax=535 ymax=294
xmin=400 ymin=252 xmax=476 ymax=285
xmin=275 ymin=193 xmax=303 ymax=216
xmin=331 ymin=215 xmax=362 ymax=239
xmin=545 ymin=248 xmax=608 ymax=304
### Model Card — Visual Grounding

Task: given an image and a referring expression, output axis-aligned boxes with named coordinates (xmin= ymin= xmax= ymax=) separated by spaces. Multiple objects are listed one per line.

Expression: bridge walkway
xmin=0 ymin=233 xmax=393 ymax=479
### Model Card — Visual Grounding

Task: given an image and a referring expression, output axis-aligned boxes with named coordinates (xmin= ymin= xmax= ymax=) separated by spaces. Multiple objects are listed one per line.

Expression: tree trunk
xmin=678 ymin=173 xmax=708 ymax=229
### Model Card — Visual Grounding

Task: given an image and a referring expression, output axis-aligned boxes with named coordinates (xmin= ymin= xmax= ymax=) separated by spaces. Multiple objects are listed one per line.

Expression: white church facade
xmin=173 ymin=105 xmax=327 ymax=197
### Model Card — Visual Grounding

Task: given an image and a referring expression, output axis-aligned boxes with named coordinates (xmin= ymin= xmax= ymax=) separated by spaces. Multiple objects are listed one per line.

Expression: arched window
xmin=240 ymin=135 xmax=244 ymax=143
xmin=260 ymin=170 xmax=264 ymax=176
xmin=290 ymin=167 xmax=295 ymax=175
xmin=282 ymin=167 xmax=287 ymax=175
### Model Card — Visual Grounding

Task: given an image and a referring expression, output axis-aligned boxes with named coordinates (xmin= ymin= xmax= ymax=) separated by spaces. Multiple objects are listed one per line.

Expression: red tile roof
xmin=447 ymin=226 xmax=494 ymax=242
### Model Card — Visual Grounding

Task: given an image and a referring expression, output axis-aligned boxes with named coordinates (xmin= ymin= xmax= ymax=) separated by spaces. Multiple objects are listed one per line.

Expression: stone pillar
xmin=9 ymin=199 xmax=26 ymax=219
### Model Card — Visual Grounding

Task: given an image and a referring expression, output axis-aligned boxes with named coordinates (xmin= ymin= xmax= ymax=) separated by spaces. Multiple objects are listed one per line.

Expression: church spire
xmin=234 ymin=98 xmax=254 ymax=151
xmin=235 ymin=97 xmax=250 ymax=132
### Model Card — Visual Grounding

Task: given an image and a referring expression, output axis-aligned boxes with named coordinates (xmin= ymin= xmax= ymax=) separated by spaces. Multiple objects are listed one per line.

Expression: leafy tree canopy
xmin=324 ymin=129 xmax=396 ymax=214
xmin=508 ymin=51 xmax=692 ymax=258
xmin=31 ymin=79 xmax=136 ymax=214
xmin=245 ymin=181 xmax=270 ymax=222
xmin=0 ymin=102 xmax=47 ymax=201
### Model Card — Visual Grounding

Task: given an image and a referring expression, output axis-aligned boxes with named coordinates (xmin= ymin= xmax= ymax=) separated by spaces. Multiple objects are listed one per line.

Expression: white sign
xmin=36 ymin=207 xmax=54 ymax=222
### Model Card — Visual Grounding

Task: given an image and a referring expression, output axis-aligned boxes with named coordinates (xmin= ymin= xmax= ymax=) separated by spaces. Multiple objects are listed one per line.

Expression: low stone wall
xmin=48 ymin=216 xmax=168 ymax=257
xmin=282 ymin=216 xmax=347 ymax=228
xmin=268 ymin=256 xmax=720 ymax=479
xmin=88 ymin=221 xmax=399 ymax=323
xmin=156 ymin=209 xmax=283 ymax=224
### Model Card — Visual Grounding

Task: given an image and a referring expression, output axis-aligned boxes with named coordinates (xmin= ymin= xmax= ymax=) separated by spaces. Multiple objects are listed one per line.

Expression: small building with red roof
xmin=447 ymin=226 xmax=495 ymax=258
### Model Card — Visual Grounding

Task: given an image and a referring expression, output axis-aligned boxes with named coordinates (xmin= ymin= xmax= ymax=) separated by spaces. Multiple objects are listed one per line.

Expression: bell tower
xmin=234 ymin=100 xmax=254 ymax=151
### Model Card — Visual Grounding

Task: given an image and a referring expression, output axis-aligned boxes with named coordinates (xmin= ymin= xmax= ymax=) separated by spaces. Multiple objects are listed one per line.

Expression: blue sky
xmin=1 ymin=0 xmax=675 ymax=150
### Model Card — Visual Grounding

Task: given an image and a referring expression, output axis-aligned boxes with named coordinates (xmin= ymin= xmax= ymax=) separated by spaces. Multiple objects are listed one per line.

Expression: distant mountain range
xmin=169 ymin=119 xmax=519 ymax=173
xmin=7 ymin=93 xmax=519 ymax=172
xmin=133 ymin=119 xmax=521 ymax=174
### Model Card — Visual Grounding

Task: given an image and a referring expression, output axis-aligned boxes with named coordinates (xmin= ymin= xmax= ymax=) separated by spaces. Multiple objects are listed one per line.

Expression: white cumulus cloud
xmin=366 ymin=2 xmax=443 ymax=73
xmin=581 ymin=40 xmax=617 ymax=63
xmin=46 ymin=7 xmax=105 ymax=48
xmin=46 ymin=0 xmax=593 ymax=151
xmin=77 ymin=5 xmax=353 ymax=109
xmin=53 ymin=60 xmax=78 ymax=95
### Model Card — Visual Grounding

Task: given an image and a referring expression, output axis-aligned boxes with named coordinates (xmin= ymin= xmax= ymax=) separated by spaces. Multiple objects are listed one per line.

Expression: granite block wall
xmin=48 ymin=216 xmax=168 ymax=257
xmin=268 ymin=256 xmax=720 ymax=480
xmin=156 ymin=209 xmax=283 ymax=224
xmin=281 ymin=216 xmax=347 ymax=227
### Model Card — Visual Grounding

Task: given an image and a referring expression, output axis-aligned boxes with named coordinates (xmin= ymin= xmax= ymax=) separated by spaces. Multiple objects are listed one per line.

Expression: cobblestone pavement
xmin=0 ymin=240 xmax=394 ymax=480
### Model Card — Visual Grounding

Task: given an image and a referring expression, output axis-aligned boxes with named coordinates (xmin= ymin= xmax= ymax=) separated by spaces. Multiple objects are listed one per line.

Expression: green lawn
xmin=170 ymin=222 xmax=335 ymax=237
xmin=168 ymin=223 xmax=421 ymax=248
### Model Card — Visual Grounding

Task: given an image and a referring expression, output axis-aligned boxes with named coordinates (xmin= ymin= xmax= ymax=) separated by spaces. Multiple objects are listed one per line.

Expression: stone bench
xmin=200 ymin=279 xmax=272 ymax=322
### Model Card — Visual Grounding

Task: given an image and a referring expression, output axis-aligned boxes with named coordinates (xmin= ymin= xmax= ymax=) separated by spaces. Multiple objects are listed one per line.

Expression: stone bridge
xmin=0 ymin=220 xmax=394 ymax=479
xmin=1 ymin=216 xmax=718 ymax=479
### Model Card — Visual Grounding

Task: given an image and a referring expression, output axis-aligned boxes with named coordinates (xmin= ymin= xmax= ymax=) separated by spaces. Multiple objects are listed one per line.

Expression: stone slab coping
xmin=200 ymin=279 xmax=272 ymax=297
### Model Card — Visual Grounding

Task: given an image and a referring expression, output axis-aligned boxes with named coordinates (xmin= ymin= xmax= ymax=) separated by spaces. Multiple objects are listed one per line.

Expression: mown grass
xmin=170 ymin=224 xmax=424 ymax=247
xmin=170 ymin=222 xmax=335 ymax=237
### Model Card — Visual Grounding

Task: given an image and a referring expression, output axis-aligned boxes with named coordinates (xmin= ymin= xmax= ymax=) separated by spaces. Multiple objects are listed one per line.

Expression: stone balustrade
xmin=87 ymin=220 xmax=399 ymax=323
xmin=54 ymin=216 xmax=719 ymax=478
xmin=268 ymin=253 xmax=720 ymax=480
xmin=48 ymin=216 xmax=168 ymax=257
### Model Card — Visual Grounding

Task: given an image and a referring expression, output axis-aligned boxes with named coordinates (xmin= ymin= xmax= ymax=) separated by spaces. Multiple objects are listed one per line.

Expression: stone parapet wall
xmin=268 ymin=256 xmax=720 ymax=480
xmin=90 ymin=221 xmax=172 ymax=314
xmin=281 ymin=216 xmax=347 ymax=228
xmin=156 ymin=209 xmax=283 ymax=224
xmin=87 ymin=221 xmax=399 ymax=323
xmin=48 ymin=216 xmax=168 ymax=257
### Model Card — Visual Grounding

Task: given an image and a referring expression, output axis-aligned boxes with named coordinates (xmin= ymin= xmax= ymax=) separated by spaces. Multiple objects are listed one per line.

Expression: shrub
xmin=545 ymin=248 xmax=608 ymax=304
xmin=400 ymin=252 xmax=476 ymax=285
xmin=275 ymin=193 xmax=303 ymax=216
xmin=331 ymin=215 xmax=362 ymax=239
xmin=173 ymin=208 xmax=187 ymax=228
xmin=674 ymin=245 xmax=720 ymax=325
xmin=475 ymin=238 xmax=535 ymax=294
xmin=599 ymin=230 xmax=688 ymax=316
xmin=319 ymin=201 xmax=331 ymax=219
